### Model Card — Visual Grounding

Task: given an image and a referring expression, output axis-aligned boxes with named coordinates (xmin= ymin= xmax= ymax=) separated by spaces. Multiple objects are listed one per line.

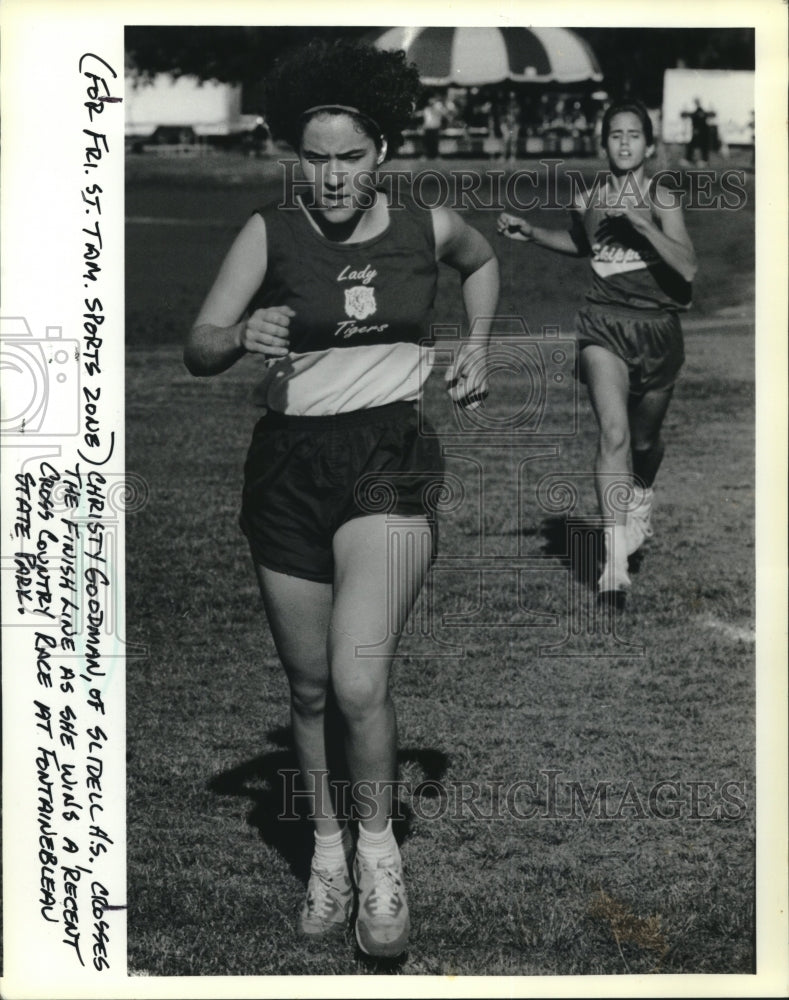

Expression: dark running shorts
xmin=239 ymin=401 xmax=444 ymax=583
xmin=575 ymin=306 xmax=685 ymax=395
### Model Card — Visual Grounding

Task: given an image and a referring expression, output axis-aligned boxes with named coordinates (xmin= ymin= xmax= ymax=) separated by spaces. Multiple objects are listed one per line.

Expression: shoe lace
xmin=365 ymin=865 xmax=403 ymax=917
xmin=306 ymin=867 xmax=344 ymax=918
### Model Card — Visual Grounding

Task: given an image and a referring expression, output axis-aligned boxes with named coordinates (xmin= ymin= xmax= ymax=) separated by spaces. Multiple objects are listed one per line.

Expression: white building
xmin=125 ymin=73 xmax=243 ymax=139
xmin=662 ymin=68 xmax=754 ymax=147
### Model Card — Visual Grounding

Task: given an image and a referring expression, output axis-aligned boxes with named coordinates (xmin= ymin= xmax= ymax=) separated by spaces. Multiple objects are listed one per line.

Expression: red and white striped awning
xmin=370 ymin=26 xmax=603 ymax=86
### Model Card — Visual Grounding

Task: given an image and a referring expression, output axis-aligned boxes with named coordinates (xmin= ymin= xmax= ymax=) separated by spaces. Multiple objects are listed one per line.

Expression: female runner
xmin=498 ymin=99 xmax=696 ymax=595
xmin=185 ymin=38 xmax=499 ymax=957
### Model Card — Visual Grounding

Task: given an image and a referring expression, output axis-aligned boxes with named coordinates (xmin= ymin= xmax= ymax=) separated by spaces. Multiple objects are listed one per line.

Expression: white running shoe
xmin=298 ymin=860 xmax=354 ymax=937
xmin=354 ymin=852 xmax=410 ymax=958
xmin=626 ymin=486 xmax=655 ymax=555
xmin=597 ymin=560 xmax=632 ymax=594
xmin=598 ymin=523 xmax=631 ymax=593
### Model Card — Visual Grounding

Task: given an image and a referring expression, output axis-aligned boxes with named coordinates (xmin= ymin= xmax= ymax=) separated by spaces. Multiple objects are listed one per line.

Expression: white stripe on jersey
xmin=253 ymin=342 xmax=435 ymax=416
xmin=591 ymin=255 xmax=649 ymax=278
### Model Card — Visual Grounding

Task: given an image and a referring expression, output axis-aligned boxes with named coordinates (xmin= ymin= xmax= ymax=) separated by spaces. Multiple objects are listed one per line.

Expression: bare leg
xmin=329 ymin=514 xmax=433 ymax=832
xmin=254 ymin=565 xmax=340 ymax=836
xmin=580 ymin=345 xmax=632 ymax=523
xmin=629 ymin=387 xmax=674 ymax=488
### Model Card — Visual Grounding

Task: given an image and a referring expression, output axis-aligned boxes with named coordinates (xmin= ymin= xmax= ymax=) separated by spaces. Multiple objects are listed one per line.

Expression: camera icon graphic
xmin=0 ymin=317 xmax=80 ymax=436
xmin=422 ymin=316 xmax=577 ymax=438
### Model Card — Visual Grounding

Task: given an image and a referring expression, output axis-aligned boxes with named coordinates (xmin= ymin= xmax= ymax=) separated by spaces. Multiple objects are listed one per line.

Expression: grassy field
xmin=125 ymin=151 xmax=755 ymax=977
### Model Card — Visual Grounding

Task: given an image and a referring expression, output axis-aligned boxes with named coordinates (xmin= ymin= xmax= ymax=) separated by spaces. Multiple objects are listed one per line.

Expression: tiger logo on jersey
xmin=344 ymin=285 xmax=377 ymax=320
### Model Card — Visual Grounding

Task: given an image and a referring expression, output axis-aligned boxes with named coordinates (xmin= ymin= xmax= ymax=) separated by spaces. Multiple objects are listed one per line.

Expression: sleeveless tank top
xmin=249 ymin=194 xmax=438 ymax=415
xmin=578 ymin=179 xmax=692 ymax=313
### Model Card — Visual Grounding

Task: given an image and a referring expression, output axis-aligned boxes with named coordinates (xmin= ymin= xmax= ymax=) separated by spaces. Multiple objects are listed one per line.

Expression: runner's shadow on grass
xmin=534 ymin=516 xmax=644 ymax=586
xmin=206 ymin=707 xmax=451 ymax=883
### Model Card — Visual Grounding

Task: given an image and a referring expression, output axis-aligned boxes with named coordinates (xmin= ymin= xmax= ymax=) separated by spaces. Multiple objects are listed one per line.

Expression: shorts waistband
xmin=260 ymin=401 xmax=417 ymax=431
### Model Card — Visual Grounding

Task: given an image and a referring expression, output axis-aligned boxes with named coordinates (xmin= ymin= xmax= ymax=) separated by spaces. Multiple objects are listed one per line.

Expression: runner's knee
xmin=599 ymin=421 xmax=630 ymax=457
xmin=332 ymin=668 xmax=389 ymax=723
xmin=290 ymin=680 xmax=328 ymax=720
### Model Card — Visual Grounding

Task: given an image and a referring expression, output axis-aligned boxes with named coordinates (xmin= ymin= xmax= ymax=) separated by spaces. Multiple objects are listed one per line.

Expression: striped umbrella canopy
xmin=370 ymin=26 xmax=603 ymax=86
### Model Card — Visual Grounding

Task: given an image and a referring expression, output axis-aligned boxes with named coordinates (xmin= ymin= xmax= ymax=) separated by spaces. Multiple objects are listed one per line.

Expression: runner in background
xmin=498 ymin=98 xmax=696 ymax=598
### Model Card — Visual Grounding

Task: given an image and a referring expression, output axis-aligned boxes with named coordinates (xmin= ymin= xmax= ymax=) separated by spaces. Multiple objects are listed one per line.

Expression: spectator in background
xmin=571 ymin=101 xmax=588 ymax=134
xmin=442 ymin=93 xmax=461 ymax=127
xmin=570 ymin=101 xmax=590 ymax=156
xmin=421 ymin=95 xmax=445 ymax=159
xmin=481 ymin=99 xmax=503 ymax=159
xmin=501 ymin=92 xmax=522 ymax=162
xmin=249 ymin=116 xmax=270 ymax=157
xmin=681 ymin=97 xmax=713 ymax=166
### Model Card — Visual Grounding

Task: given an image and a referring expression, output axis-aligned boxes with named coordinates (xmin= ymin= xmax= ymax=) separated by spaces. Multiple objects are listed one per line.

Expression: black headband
xmin=301 ymin=104 xmax=384 ymax=141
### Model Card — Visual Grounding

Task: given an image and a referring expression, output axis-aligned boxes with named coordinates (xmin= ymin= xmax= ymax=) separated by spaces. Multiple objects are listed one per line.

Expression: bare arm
xmin=184 ymin=214 xmax=292 ymax=376
xmin=497 ymin=210 xmax=587 ymax=256
xmin=611 ymin=186 xmax=697 ymax=283
xmin=432 ymin=207 xmax=500 ymax=407
xmin=433 ymin=207 xmax=500 ymax=333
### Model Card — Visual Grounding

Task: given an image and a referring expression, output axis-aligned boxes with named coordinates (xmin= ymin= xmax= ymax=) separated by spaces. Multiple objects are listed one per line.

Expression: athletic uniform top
xmin=249 ymin=194 xmax=438 ymax=415
xmin=575 ymin=178 xmax=692 ymax=314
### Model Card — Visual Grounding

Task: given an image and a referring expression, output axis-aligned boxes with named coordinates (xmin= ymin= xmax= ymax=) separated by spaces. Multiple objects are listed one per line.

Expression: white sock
xmin=357 ymin=819 xmax=400 ymax=864
xmin=610 ymin=524 xmax=629 ymax=571
xmin=312 ymin=826 xmax=352 ymax=870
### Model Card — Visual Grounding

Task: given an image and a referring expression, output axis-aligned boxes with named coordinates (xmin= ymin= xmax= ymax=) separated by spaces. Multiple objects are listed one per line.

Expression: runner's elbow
xmin=184 ymin=333 xmax=210 ymax=377
xmin=183 ymin=348 xmax=204 ymax=377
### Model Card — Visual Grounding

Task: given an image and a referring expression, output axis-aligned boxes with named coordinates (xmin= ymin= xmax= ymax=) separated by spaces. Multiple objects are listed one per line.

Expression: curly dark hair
xmin=601 ymin=98 xmax=655 ymax=146
xmin=262 ymin=38 xmax=421 ymax=157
